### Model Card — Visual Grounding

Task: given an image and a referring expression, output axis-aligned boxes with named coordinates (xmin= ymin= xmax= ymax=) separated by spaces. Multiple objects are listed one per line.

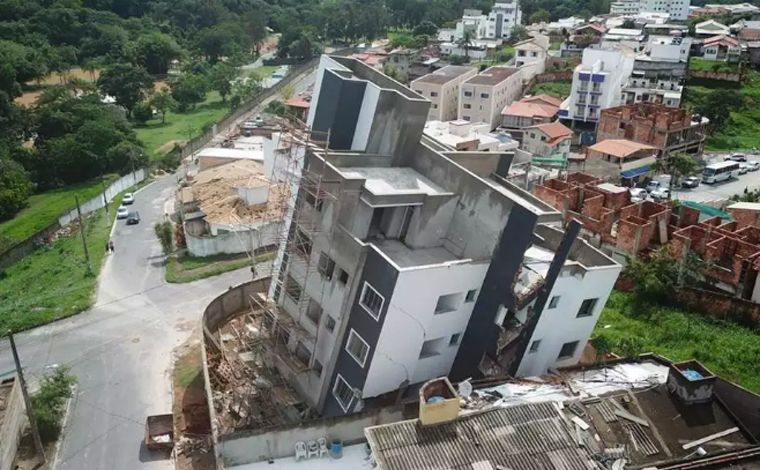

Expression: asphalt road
xmin=0 ymin=175 xmax=252 ymax=470
xmin=671 ymin=153 xmax=760 ymax=204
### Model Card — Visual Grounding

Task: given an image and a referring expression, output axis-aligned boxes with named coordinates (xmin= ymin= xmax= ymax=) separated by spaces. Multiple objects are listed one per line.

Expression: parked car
xmin=630 ymin=188 xmax=648 ymax=202
xmin=682 ymin=176 xmax=700 ymax=188
xmin=739 ymin=163 xmax=750 ymax=175
xmin=122 ymin=193 xmax=135 ymax=205
xmin=749 ymin=161 xmax=760 ymax=171
xmin=646 ymin=180 xmax=662 ymax=193
xmin=116 ymin=206 xmax=129 ymax=219
xmin=126 ymin=211 xmax=141 ymax=225
xmin=726 ymin=153 xmax=747 ymax=162
xmin=651 ymin=188 xmax=670 ymax=201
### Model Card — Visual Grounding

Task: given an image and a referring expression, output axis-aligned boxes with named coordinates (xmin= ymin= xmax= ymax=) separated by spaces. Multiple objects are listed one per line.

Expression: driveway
xmin=0 ymin=175 xmax=253 ymax=470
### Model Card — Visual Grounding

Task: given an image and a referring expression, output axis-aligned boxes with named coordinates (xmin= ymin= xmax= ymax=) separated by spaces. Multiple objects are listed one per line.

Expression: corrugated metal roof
xmin=365 ymin=403 xmax=596 ymax=470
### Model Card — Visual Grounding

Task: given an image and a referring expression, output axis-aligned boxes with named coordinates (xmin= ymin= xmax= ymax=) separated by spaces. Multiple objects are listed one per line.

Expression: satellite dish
xmin=458 ymin=380 xmax=473 ymax=397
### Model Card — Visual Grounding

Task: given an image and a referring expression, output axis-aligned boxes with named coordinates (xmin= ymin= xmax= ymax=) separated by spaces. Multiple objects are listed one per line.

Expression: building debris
xmin=682 ymin=427 xmax=740 ymax=450
xmin=615 ymin=409 xmax=650 ymax=428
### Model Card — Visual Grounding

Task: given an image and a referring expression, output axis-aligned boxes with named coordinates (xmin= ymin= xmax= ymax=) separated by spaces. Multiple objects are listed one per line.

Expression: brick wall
xmin=729 ymin=207 xmax=760 ymax=229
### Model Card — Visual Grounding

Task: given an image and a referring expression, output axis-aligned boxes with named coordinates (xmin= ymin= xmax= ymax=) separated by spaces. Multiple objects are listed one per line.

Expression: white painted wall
xmin=237 ymin=185 xmax=269 ymax=205
xmin=515 ymin=262 xmax=622 ymax=377
xmin=351 ymin=84 xmax=381 ymax=151
xmin=363 ymin=260 xmax=489 ymax=398
xmin=185 ymin=222 xmax=280 ymax=257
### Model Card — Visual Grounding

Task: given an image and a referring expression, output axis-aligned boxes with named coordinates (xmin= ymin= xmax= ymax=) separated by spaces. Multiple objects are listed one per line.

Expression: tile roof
xmin=523 ymin=94 xmax=562 ymax=107
xmin=365 ymin=402 xmax=596 ymax=470
xmin=588 ymin=139 xmax=656 ymax=158
xmin=527 ymin=122 xmax=572 ymax=145
xmin=704 ymin=35 xmax=741 ymax=46
xmin=502 ymin=101 xmax=557 ymax=119
xmin=285 ymin=95 xmax=311 ymax=109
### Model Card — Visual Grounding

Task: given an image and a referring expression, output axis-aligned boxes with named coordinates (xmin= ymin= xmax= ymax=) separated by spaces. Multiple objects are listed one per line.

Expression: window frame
xmin=325 ymin=315 xmax=337 ymax=333
xmin=333 ymin=374 xmax=355 ymax=412
xmin=317 ymin=252 xmax=336 ymax=280
xmin=557 ymin=340 xmax=579 ymax=360
xmin=577 ymin=298 xmax=598 ymax=318
xmin=345 ymin=329 xmax=371 ymax=368
xmin=359 ymin=281 xmax=384 ymax=321
xmin=449 ymin=333 xmax=462 ymax=346
xmin=465 ymin=289 xmax=478 ymax=303
xmin=529 ymin=339 xmax=541 ymax=353
xmin=548 ymin=296 xmax=560 ymax=309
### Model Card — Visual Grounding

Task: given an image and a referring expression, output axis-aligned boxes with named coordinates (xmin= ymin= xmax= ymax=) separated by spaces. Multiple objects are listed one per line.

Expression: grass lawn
xmin=165 ymin=250 xmax=275 ymax=283
xmin=595 ymin=292 xmax=760 ymax=391
xmin=246 ymin=65 xmax=278 ymax=79
xmin=689 ymin=57 xmax=740 ymax=73
xmin=529 ymin=81 xmax=572 ymax=99
xmin=550 ymin=41 xmax=562 ymax=50
xmin=0 ymin=191 xmax=128 ymax=332
xmin=136 ymin=91 xmax=228 ymax=158
xmin=0 ymin=175 xmax=119 ymax=250
xmin=686 ymin=71 xmax=760 ymax=151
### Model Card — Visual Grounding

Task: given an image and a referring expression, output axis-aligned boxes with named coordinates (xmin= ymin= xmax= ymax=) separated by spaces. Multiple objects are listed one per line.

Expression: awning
xmin=621 ymin=165 xmax=651 ymax=179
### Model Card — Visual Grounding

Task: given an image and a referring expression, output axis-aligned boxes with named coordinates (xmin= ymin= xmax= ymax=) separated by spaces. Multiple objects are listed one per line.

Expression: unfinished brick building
xmin=535 ymin=173 xmax=760 ymax=302
xmin=597 ymin=103 xmax=708 ymax=158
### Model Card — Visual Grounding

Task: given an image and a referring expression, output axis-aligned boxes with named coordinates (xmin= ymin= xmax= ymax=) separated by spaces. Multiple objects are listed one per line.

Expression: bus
xmin=703 ymin=161 xmax=740 ymax=184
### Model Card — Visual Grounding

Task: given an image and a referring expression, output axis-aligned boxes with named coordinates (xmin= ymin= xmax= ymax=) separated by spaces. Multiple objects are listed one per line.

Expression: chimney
xmin=419 ymin=377 xmax=460 ymax=426
xmin=667 ymin=360 xmax=716 ymax=406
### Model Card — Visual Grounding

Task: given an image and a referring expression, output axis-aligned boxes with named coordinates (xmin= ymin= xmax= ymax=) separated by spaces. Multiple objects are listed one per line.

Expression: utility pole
xmin=9 ymin=332 xmax=46 ymax=464
xmin=100 ymin=173 xmax=110 ymax=225
xmin=75 ymin=195 xmax=94 ymax=276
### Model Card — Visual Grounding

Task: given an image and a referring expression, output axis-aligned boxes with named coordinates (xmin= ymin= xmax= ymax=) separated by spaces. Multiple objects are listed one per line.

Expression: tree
xmin=288 ymin=30 xmax=323 ymax=60
xmin=650 ymin=153 xmax=697 ymax=199
xmin=508 ymin=25 xmax=529 ymax=43
xmin=413 ymin=20 xmax=438 ymax=37
xmin=695 ymin=89 xmax=744 ymax=133
xmin=97 ymin=63 xmax=153 ymax=117
xmin=529 ymin=9 xmax=550 ymax=24
xmin=266 ymin=100 xmax=287 ymax=116
xmin=208 ymin=62 xmax=238 ymax=103
xmin=154 ymin=221 xmax=174 ymax=255
xmin=457 ymin=30 xmax=474 ymax=59
xmin=230 ymin=76 xmax=261 ymax=108
xmin=132 ymin=102 xmax=153 ymax=125
xmin=134 ymin=33 xmax=183 ymax=75
xmin=244 ymin=12 xmax=269 ymax=53
xmin=195 ymin=23 xmax=250 ymax=63
xmin=31 ymin=367 xmax=76 ymax=443
xmin=170 ymin=73 xmax=208 ymax=111
xmin=0 ymin=157 xmax=34 ymax=221
xmin=150 ymin=91 xmax=177 ymax=123
xmin=280 ymin=84 xmax=295 ymax=101
xmin=383 ymin=65 xmax=407 ymax=83
xmin=106 ymin=141 xmax=148 ymax=174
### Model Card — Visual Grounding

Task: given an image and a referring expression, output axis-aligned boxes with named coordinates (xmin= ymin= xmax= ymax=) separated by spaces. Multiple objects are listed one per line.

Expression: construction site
xmin=201 ymin=120 xmax=339 ymax=434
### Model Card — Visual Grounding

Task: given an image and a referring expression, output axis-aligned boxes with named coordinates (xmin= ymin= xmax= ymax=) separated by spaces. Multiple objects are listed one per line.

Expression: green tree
xmin=509 ymin=25 xmax=529 ymax=43
xmin=132 ymin=101 xmax=153 ymax=125
xmin=150 ymin=91 xmax=177 ymax=123
xmin=288 ymin=30 xmax=323 ymax=60
xmin=32 ymin=367 xmax=76 ymax=443
xmin=134 ymin=33 xmax=183 ymax=75
xmin=208 ymin=62 xmax=238 ymax=103
xmin=230 ymin=76 xmax=261 ymax=107
xmin=154 ymin=221 xmax=174 ymax=255
xmin=529 ymin=9 xmax=551 ymax=24
xmin=266 ymin=99 xmax=287 ymax=116
xmin=696 ymin=89 xmax=744 ymax=133
xmin=97 ymin=63 xmax=154 ymax=117
xmin=0 ymin=157 xmax=34 ymax=221
xmin=457 ymin=30 xmax=474 ymax=59
xmin=195 ymin=23 xmax=250 ymax=63
xmin=244 ymin=12 xmax=269 ymax=53
xmin=170 ymin=72 xmax=208 ymax=111
xmin=383 ymin=65 xmax=407 ymax=83
xmin=651 ymin=153 xmax=697 ymax=199
xmin=413 ymin=20 xmax=438 ymax=37
xmin=106 ymin=141 xmax=147 ymax=175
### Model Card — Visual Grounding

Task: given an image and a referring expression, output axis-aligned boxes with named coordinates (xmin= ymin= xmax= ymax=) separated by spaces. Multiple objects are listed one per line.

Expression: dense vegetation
xmin=32 ymin=366 xmax=77 ymax=442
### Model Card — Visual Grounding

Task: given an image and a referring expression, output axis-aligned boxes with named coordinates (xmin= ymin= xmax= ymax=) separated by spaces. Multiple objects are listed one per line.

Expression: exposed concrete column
xmin=658 ymin=216 xmax=668 ymax=244
xmin=633 ymin=225 xmax=643 ymax=254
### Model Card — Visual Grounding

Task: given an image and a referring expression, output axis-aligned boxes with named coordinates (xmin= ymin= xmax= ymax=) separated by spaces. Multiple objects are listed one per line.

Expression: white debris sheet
xmin=473 ymin=362 xmax=669 ymax=408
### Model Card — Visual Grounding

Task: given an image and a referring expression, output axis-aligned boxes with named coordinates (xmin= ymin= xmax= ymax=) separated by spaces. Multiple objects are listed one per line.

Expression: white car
xmin=749 ymin=161 xmax=760 ymax=171
xmin=739 ymin=163 xmax=750 ymax=175
xmin=122 ymin=193 xmax=135 ymax=205
xmin=116 ymin=206 xmax=129 ymax=219
xmin=629 ymin=188 xmax=647 ymax=202
xmin=651 ymin=188 xmax=671 ymax=201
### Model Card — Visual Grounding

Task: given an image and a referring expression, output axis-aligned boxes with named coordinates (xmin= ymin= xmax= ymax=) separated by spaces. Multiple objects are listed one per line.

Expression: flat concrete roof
xmin=339 ymin=167 xmax=450 ymax=197
xmin=728 ymin=202 xmax=760 ymax=211
xmin=597 ymin=182 xmax=628 ymax=194
xmin=228 ymin=444 xmax=368 ymax=470
xmin=372 ymin=239 xmax=461 ymax=269
xmin=464 ymin=66 xmax=520 ymax=86
xmin=197 ymin=147 xmax=265 ymax=161
xmin=413 ymin=65 xmax=476 ymax=85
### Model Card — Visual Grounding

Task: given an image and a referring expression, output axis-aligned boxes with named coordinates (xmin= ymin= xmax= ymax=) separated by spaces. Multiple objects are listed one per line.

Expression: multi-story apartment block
xmin=559 ymin=49 xmax=634 ymax=137
xmin=269 ymin=55 xmax=621 ymax=418
xmin=459 ymin=66 xmax=523 ymax=130
xmin=411 ymin=66 xmax=478 ymax=121
xmin=452 ymin=2 xmax=522 ymax=42
xmin=597 ymin=103 xmax=708 ymax=157
xmin=610 ymin=0 xmax=690 ymax=20
xmin=623 ymin=35 xmax=691 ymax=108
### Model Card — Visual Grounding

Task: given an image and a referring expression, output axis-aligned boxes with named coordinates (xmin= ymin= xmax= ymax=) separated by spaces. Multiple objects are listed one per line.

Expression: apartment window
xmin=449 ymin=333 xmax=462 ymax=346
xmin=432 ymin=104 xmax=438 ymax=109
xmin=577 ymin=298 xmax=598 ymax=318
xmin=306 ymin=299 xmax=322 ymax=324
xmin=480 ymin=92 xmax=490 ymax=99
xmin=346 ymin=329 xmax=370 ymax=367
xmin=462 ymin=115 xmax=470 ymax=121
xmin=464 ymin=91 xmax=473 ymax=97
xmin=435 ymin=293 xmax=461 ymax=314
xmin=419 ymin=337 xmax=445 ymax=358
xmin=360 ymin=282 xmax=384 ymax=320
xmin=304 ymin=191 xmax=323 ymax=212
xmin=465 ymin=289 xmax=478 ymax=303
xmin=318 ymin=252 xmax=336 ymax=280
xmin=430 ymin=91 xmax=439 ymax=97
xmin=294 ymin=227 xmax=312 ymax=257
xmin=337 ymin=268 xmax=349 ymax=285
xmin=333 ymin=374 xmax=356 ymax=412
xmin=313 ymin=359 xmax=323 ymax=377
xmin=529 ymin=339 xmax=541 ymax=353
xmin=463 ymin=103 xmax=472 ymax=109
xmin=530 ymin=132 xmax=536 ymax=139
xmin=325 ymin=315 xmax=336 ymax=333
xmin=285 ymin=275 xmax=301 ymax=302
xmin=541 ymin=136 xmax=547 ymax=142
xmin=557 ymin=341 xmax=579 ymax=360
xmin=295 ymin=341 xmax=312 ymax=367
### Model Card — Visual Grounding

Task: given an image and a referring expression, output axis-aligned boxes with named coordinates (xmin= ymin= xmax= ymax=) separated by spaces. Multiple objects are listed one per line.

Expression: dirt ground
xmin=173 ymin=335 xmax=215 ymax=470
xmin=156 ymin=140 xmax=187 ymax=155
xmin=13 ymin=432 xmax=56 ymax=470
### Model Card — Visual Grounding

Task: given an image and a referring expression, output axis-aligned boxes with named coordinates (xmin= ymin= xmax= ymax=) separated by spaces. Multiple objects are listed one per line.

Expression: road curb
xmin=50 ymin=383 xmax=78 ymax=470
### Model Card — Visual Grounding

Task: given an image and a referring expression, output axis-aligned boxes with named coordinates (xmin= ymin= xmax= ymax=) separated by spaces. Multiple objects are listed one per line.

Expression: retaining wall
xmin=186 ymin=222 xmax=280 ymax=257
xmin=0 ymin=376 xmax=26 ymax=470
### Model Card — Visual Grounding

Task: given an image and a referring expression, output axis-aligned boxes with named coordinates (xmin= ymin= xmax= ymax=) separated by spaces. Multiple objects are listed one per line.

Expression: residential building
xmin=197 ymin=146 xmax=264 ymax=171
xmin=285 ymin=93 xmax=311 ymax=121
xmin=643 ymin=23 xmax=688 ymax=35
xmin=366 ymin=358 xmax=760 ymax=470
xmin=560 ymin=23 xmax=607 ymax=57
xmin=703 ymin=2 xmax=760 ymax=16
xmin=585 ymin=138 xmax=658 ymax=181
xmin=622 ymin=35 xmax=691 ymax=108
xmin=702 ymin=35 xmax=742 ymax=62
xmin=695 ymin=19 xmax=730 ymax=37
xmin=609 ymin=0 xmax=690 ymax=20
xmin=459 ymin=66 xmax=523 ymax=129
xmin=601 ymin=28 xmax=646 ymax=50
xmin=381 ymin=48 xmax=421 ymax=82
xmin=423 ymin=120 xmax=520 ymax=152
xmin=411 ymin=66 xmax=478 ymax=121
xmin=438 ymin=41 xmax=493 ymax=60
xmin=451 ymin=2 xmax=522 ymax=42
xmin=559 ymin=48 xmax=634 ymax=141
xmin=545 ymin=16 xmax=586 ymax=32
xmin=521 ymin=122 xmax=573 ymax=164
xmin=500 ymin=95 xmax=562 ymax=140
xmin=733 ymin=20 xmax=760 ymax=40
xmin=514 ymin=34 xmax=549 ymax=70
xmin=256 ymin=55 xmax=620 ymax=418
xmin=597 ymin=103 xmax=707 ymax=157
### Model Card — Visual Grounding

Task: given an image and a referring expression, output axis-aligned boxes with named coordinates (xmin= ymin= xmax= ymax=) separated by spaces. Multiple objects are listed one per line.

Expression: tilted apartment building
xmin=262 ymin=55 xmax=621 ymax=418
xmin=411 ymin=66 xmax=478 ymax=122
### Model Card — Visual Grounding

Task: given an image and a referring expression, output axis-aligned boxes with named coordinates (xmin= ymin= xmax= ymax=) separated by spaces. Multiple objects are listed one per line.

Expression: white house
xmin=702 ymin=35 xmax=742 ymax=62
xmin=451 ymin=2 xmax=522 ymax=43
xmin=514 ymin=34 xmax=549 ymax=74
xmin=609 ymin=0 xmax=690 ymax=20
xmin=695 ymin=20 xmax=730 ymax=38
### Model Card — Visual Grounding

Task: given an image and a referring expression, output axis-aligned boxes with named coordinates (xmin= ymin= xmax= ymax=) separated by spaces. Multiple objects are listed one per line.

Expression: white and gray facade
xmin=270 ymin=55 xmax=621 ymax=418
